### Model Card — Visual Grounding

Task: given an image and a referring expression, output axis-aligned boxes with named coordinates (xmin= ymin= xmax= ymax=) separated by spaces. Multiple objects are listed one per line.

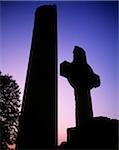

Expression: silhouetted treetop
xmin=0 ymin=71 xmax=21 ymax=149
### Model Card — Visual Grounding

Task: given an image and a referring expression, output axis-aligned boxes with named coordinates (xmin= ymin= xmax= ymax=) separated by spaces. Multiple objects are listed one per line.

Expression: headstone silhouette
xmin=17 ymin=5 xmax=57 ymax=149
xmin=60 ymin=46 xmax=100 ymax=126
xmin=59 ymin=46 xmax=118 ymax=149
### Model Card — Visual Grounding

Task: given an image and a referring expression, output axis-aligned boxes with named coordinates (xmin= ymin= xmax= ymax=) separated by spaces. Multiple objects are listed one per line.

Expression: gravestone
xmin=60 ymin=46 xmax=100 ymax=126
xmin=60 ymin=46 xmax=118 ymax=149
xmin=17 ymin=5 xmax=57 ymax=149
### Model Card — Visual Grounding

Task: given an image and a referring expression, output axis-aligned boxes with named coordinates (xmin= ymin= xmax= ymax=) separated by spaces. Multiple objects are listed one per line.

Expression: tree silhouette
xmin=0 ymin=71 xmax=21 ymax=149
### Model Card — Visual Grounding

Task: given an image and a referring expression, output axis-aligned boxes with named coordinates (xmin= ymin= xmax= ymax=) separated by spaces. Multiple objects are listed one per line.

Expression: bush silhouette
xmin=0 ymin=71 xmax=21 ymax=149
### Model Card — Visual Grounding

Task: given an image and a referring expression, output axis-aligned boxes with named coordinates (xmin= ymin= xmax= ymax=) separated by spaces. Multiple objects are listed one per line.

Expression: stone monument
xmin=60 ymin=46 xmax=100 ymax=127
xmin=17 ymin=5 xmax=57 ymax=149
xmin=60 ymin=46 xmax=118 ymax=149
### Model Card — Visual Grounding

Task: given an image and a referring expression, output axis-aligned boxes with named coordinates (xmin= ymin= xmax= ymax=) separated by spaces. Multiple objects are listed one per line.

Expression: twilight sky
xmin=0 ymin=1 xmax=118 ymax=144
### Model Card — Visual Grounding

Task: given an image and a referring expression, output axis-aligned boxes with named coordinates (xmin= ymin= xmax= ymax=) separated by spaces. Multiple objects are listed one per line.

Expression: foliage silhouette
xmin=0 ymin=71 xmax=21 ymax=149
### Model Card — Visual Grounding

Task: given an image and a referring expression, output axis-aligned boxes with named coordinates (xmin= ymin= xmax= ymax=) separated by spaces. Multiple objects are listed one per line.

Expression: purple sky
xmin=0 ymin=1 xmax=118 ymax=144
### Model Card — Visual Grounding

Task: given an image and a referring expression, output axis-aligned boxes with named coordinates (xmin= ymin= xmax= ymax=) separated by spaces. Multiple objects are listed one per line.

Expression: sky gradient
xmin=0 ymin=1 xmax=118 ymax=144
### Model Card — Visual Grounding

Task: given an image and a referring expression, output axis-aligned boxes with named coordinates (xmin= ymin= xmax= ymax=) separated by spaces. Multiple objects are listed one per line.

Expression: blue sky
xmin=0 ymin=1 xmax=118 ymax=144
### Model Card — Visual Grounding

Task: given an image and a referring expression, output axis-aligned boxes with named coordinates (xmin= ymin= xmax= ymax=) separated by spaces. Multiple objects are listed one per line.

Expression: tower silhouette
xmin=17 ymin=5 xmax=57 ymax=149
